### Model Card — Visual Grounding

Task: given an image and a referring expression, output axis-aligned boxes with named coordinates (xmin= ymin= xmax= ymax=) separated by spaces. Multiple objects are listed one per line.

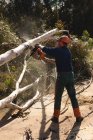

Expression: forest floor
xmin=0 ymin=81 xmax=93 ymax=140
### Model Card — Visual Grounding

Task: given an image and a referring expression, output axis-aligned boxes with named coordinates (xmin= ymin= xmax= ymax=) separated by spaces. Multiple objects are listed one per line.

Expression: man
xmin=35 ymin=34 xmax=83 ymax=123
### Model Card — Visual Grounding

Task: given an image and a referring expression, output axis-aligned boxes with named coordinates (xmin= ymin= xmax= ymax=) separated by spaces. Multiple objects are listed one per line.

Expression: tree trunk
xmin=0 ymin=28 xmax=58 ymax=66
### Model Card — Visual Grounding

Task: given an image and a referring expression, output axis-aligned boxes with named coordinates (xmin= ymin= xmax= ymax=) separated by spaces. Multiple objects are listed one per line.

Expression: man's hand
xmin=37 ymin=47 xmax=46 ymax=60
xmin=30 ymin=44 xmax=46 ymax=60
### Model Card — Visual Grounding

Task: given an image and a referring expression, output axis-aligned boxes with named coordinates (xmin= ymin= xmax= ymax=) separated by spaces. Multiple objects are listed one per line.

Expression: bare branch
xmin=6 ymin=63 xmax=11 ymax=73
xmin=0 ymin=28 xmax=60 ymax=66
xmin=16 ymin=57 xmax=27 ymax=90
xmin=6 ymin=102 xmax=23 ymax=110
xmin=0 ymin=76 xmax=42 ymax=109
xmin=22 ymin=90 xmax=40 ymax=112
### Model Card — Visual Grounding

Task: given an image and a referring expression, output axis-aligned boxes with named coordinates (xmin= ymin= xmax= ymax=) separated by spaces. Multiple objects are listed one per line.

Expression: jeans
xmin=54 ymin=72 xmax=79 ymax=110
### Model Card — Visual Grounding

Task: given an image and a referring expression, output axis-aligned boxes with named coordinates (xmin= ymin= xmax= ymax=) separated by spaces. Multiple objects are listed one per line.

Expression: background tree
xmin=2 ymin=0 xmax=93 ymax=36
xmin=59 ymin=0 xmax=93 ymax=35
xmin=0 ymin=0 xmax=6 ymax=17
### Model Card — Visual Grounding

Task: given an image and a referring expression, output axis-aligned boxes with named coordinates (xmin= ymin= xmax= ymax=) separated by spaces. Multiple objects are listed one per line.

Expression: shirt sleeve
xmin=42 ymin=47 xmax=57 ymax=57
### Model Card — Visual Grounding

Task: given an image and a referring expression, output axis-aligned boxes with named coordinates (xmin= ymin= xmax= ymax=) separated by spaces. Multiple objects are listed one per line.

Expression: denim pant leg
xmin=66 ymin=82 xmax=79 ymax=109
xmin=54 ymin=75 xmax=64 ymax=110
xmin=64 ymin=72 xmax=79 ymax=109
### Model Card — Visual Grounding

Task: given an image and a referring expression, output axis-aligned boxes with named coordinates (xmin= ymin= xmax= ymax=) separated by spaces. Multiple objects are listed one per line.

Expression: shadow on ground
xmin=0 ymin=109 xmax=15 ymax=128
xmin=0 ymin=109 xmax=30 ymax=128
xmin=66 ymin=122 xmax=82 ymax=140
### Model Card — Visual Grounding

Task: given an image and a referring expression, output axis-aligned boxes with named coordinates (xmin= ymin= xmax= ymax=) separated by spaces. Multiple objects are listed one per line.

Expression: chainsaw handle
xmin=30 ymin=44 xmax=40 ymax=56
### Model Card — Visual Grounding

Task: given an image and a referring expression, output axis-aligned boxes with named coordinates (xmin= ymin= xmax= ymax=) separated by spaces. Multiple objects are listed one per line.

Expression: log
xmin=0 ymin=76 xmax=42 ymax=109
xmin=0 ymin=28 xmax=59 ymax=66
xmin=22 ymin=90 xmax=40 ymax=112
xmin=4 ymin=90 xmax=40 ymax=111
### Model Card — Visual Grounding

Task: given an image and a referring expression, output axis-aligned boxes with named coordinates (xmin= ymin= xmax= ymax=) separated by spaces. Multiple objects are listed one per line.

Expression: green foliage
xmin=82 ymin=30 xmax=90 ymax=41
xmin=0 ymin=19 xmax=21 ymax=44
xmin=70 ymin=40 xmax=88 ymax=60
xmin=87 ymin=51 xmax=93 ymax=69
xmin=70 ymin=38 xmax=91 ymax=78
xmin=6 ymin=0 xmax=44 ymax=21
xmin=0 ymin=0 xmax=6 ymax=17
xmin=0 ymin=19 xmax=22 ymax=97
xmin=10 ymin=65 xmax=16 ymax=72
xmin=55 ymin=20 xmax=64 ymax=30
xmin=1 ymin=0 xmax=93 ymax=35
xmin=81 ymin=30 xmax=93 ymax=50
xmin=4 ymin=77 xmax=13 ymax=87
xmin=0 ymin=73 xmax=14 ymax=93
xmin=88 ymin=38 xmax=93 ymax=49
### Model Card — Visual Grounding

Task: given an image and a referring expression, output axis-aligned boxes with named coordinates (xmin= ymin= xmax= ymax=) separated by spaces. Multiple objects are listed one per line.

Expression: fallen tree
xmin=0 ymin=28 xmax=64 ymax=66
xmin=0 ymin=28 xmax=64 ymax=111
xmin=0 ymin=57 xmax=41 ymax=110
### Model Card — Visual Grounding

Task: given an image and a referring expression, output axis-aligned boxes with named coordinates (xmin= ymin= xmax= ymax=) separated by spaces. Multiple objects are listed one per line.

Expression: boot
xmin=73 ymin=108 xmax=83 ymax=123
xmin=51 ymin=109 xmax=60 ymax=123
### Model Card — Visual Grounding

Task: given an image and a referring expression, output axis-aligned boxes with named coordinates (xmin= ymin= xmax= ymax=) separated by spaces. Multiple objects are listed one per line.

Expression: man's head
xmin=62 ymin=30 xmax=70 ymax=37
xmin=57 ymin=35 xmax=71 ymax=47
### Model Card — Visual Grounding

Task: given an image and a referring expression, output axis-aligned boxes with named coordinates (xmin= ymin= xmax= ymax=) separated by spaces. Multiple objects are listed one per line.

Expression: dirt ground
xmin=0 ymin=82 xmax=93 ymax=140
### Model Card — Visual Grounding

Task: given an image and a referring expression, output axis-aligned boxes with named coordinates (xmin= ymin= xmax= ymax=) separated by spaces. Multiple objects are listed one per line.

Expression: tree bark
xmin=0 ymin=28 xmax=58 ymax=66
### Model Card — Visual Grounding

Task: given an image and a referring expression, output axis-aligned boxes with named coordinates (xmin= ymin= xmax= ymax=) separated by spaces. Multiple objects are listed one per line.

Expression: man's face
xmin=56 ymin=39 xmax=64 ymax=47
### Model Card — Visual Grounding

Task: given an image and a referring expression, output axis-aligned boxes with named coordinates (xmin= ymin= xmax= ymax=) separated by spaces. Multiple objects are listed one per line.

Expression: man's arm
xmin=33 ymin=44 xmax=56 ymax=62
xmin=43 ymin=57 xmax=55 ymax=64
